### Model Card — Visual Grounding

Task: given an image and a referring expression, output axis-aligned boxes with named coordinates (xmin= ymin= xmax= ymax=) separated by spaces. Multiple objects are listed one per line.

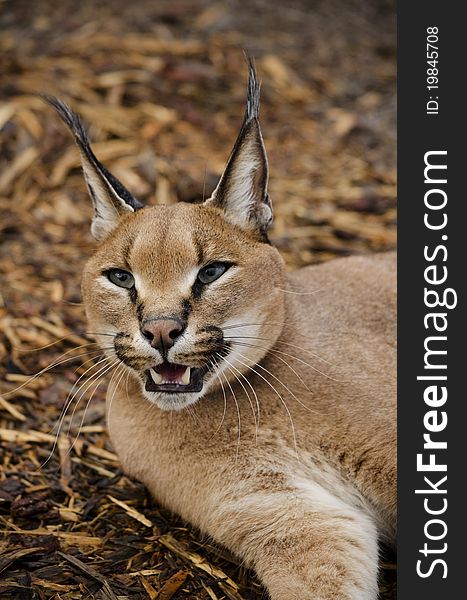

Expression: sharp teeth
xmin=181 ymin=367 xmax=191 ymax=385
xmin=150 ymin=368 xmax=163 ymax=384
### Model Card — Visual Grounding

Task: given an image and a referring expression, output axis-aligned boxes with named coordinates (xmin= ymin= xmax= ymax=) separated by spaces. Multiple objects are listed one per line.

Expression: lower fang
xmin=181 ymin=367 xmax=191 ymax=385
xmin=150 ymin=368 xmax=163 ymax=384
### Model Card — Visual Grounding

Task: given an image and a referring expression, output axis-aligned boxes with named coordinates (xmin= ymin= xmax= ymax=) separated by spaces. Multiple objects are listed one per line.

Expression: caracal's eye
xmin=197 ymin=262 xmax=229 ymax=284
xmin=107 ymin=269 xmax=135 ymax=289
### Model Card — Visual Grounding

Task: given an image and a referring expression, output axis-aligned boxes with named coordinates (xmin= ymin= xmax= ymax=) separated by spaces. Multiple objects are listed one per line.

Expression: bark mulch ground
xmin=1 ymin=1 xmax=396 ymax=598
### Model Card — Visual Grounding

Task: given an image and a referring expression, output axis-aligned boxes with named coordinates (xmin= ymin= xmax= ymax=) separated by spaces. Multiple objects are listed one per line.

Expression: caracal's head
xmin=47 ymin=61 xmax=285 ymax=410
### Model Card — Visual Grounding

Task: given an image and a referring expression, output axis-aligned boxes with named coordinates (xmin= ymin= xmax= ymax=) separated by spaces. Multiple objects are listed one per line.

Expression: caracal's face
xmin=82 ymin=202 xmax=285 ymax=410
xmin=49 ymin=62 xmax=283 ymax=409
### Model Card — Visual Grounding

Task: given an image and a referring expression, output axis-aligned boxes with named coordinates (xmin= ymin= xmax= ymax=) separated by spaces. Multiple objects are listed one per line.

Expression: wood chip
xmin=158 ymin=535 xmax=244 ymax=599
xmin=1 ymin=528 xmax=102 ymax=548
xmin=156 ymin=570 xmax=189 ymax=600
xmin=0 ymin=395 xmax=26 ymax=421
xmin=0 ymin=428 xmax=118 ymax=462
xmin=108 ymin=495 xmax=153 ymax=528
xmin=0 ymin=147 xmax=39 ymax=193
xmin=140 ymin=575 xmax=159 ymax=599
xmin=0 ymin=547 xmax=43 ymax=574
xmin=58 ymin=551 xmax=119 ymax=599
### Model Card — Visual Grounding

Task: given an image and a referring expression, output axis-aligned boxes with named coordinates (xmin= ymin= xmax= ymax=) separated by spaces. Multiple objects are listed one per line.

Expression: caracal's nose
xmin=141 ymin=318 xmax=184 ymax=353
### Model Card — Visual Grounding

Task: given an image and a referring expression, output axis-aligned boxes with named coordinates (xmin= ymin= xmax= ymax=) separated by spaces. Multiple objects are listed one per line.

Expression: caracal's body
xmin=107 ymin=250 xmax=395 ymax=600
xmin=49 ymin=61 xmax=396 ymax=599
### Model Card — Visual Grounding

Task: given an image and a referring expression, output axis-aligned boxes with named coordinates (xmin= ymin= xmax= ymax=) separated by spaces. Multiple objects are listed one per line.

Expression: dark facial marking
xmin=136 ymin=302 xmax=144 ymax=324
xmin=193 ymin=236 xmax=204 ymax=266
xmin=181 ymin=299 xmax=192 ymax=321
xmin=191 ymin=278 xmax=204 ymax=300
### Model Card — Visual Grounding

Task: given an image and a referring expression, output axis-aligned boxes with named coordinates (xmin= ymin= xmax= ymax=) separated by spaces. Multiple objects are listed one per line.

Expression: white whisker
xmin=17 ymin=337 xmax=95 ymax=353
xmin=275 ymin=287 xmax=324 ymax=296
xmin=220 ymin=370 xmax=241 ymax=462
xmin=217 ymin=353 xmax=259 ymax=445
xmin=3 ymin=346 xmax=111 ymax=398
xmin=225 ymin=354 xmax=299 ymax=457
xmin=225 ymin=335 xmax=338 ymax=374
xmin=207 ymin=359 xmax=228 ymax=442
xmin=65 ymin=358 xmax=119 ymax=439
xmin=105 ymin=364 xmax=129 ymax=444
xmin=233 ymin=350 xmax=321 ymax=417
xmin=66 ymin=360 xmax=119 ymax=457
xmin=227 ymin=340 xmax=328 ymax=393
xmin=52 ymin=354 xmax=116 ymax=439
xmin=40 ymin=357 xmax=119 ymax=469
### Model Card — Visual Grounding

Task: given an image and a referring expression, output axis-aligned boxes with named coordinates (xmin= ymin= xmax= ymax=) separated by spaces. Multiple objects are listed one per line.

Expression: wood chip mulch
xmin=1 ymin=1 xmax=396 ymax=598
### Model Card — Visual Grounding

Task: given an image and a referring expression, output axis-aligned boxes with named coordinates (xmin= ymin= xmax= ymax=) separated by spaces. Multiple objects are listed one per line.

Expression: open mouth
xmin=145 ymin=362 xmax=204 ymax=393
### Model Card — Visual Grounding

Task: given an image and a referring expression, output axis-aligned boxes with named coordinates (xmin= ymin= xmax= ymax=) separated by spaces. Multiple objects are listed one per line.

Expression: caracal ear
xmin=44 ymin=97 xmax=143 ymax=240
xmin=205 ymin=57 xmax=272 ymax=238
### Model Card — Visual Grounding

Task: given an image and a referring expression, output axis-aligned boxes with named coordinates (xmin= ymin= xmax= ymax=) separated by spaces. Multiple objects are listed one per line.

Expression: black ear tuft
xmin=44 ymin=96 xmax=143 ymax=212
xmin=43 ymin=95 xmax=89 ymax=148
xmin=244 ymin=53 xmax=261 ymax=122
xmin=44 ymin=96 xmax=144 ymax=239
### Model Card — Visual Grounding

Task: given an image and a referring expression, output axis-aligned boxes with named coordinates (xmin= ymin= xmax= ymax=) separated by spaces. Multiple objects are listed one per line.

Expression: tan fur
xmin=51 ymin=66 xmax=396 ymax=598
xmin=82 ymin=202 xmax=395 ymax=599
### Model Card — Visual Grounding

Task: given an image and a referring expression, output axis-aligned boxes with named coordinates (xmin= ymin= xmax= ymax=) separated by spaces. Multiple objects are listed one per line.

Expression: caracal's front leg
xmin=208 ymin=479 xmax=379 ymax=600
xmin=108 ymin=390 xmax=379 ymax=599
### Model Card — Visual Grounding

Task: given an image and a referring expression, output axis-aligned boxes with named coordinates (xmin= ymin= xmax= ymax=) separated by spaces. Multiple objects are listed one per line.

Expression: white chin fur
xmin=142 ymin=389 xmax=204 ymax=411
